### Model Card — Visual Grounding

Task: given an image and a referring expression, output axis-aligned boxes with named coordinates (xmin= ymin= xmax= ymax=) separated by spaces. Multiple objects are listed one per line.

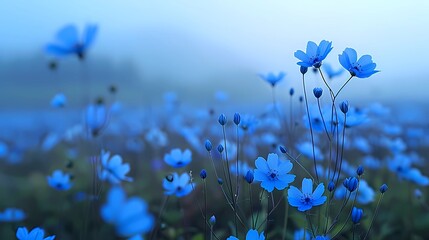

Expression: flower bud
xmin=205 ymin=140 xmax=212 ymax=152
xmin=279 ymin=146 xmax=287 ymax=154
xmin=245 ymin=170 xmax=254 ymax=184
xmin=328 ymin=181 xmax=335 ymax=192
xmin=379 ymin=184 xmax=388 ymax=193
xmin=200 ymin=169 xmax=207 ymax=179
xmin=344 ymin=177 xmax=358 ymax=192
xmin=233 ymin=113 xmax=241 ymax=125
xmin=217 ymin=144 xmax=224 ymax=153
xmin=209 ymin=215 xmax=216 ymax=225
xmin=340 ymin=101 xmax=349 ymax=114
xmin=289 ymin=88 xmax=295 ymax=96
xmin=300 ymin=66 xmax=308 ymax=75
xmin=351 ymin=207 xmax=363 ymax=224
xmin=313 ymin=87 xmax=323 ymax=99
xmin=356 ymin=165 xmax=364 ymax=176
xmin=218 ymin=114 xmax=227 ymax=126
xmin=217 ymin=178 xmax=223 ymax=185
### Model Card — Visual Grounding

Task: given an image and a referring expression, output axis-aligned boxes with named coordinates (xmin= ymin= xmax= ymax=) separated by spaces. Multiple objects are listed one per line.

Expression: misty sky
xmin=1 ymin=1 xmax=428 ymax=102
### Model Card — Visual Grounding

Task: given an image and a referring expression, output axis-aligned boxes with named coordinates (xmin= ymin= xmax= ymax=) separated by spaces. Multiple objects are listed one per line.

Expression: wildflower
xmin=288 ymin=178 xmax=327 ymax=211
xmin=279 ymin=146 xmax=287 ymax=154
xmin=227 ymin=229 xmax=265 ymax=240
xmin=218 ymin=114 xmax=227 ymax=125
xmin=351 ymin=207 xmax=363 ymax=224
xmin=322 ymin=62 xmax=344 ymax=79
xmin=379 ymin=184 xmax=388 ymax=193
xmin=234 ymin=112 xmax=241 ymax=125
xmin=343 ymin=177 xmax=359 ymax=192
xmin=162 ymin=172 xmax=194 ymax=197
xmin=290 ymin=88 xmax=295 ymax=96
xmin=339 ymin=48 xmax=379 ymax=78
xmin=254 ymin=153 xmax=295 ymax=192
xmin=217 ymin=178 xmax=224 ymax=185
xmin=313 ymin=88 xmax=323 ymax=99
xmin=205 ymin=140 xmax=213 ymax=151
xmin=245 ymin=170 xmax=254 ymax=184
xmin=294 ymin=228 xmax=310 ymax=240
xmin=313 ymin=235 xmax=330 ymax=240
xmin=335 ymin=180 xmax=374 ymax=204
xmin=339 ymin=101 xmax=349 ymax=114
xmin=85 ymin=102 xmax=108 ymax=137
xmin=328 ymin=181 xmax=335 ymax=192
xmin=0 ymin=208 xmax=26 ymax=222
xmin=101 ymin=187 xmax=154 ymax=237
xmin=217 ymin=144 xmax=224 ymax=153
xmin=294 ymin=40 xmax=333 ymax=68
xmin=45 ymin=24 xmax=98 ymax=60
xmin=356 ymin=166 xmax=364 ymax=176
xmin=259 ymin=72 xmax=286 ymax=87
xmin=200 ymin=169 xmax=207 ymax=179
xmin=99 ymin=150 xmax=133 ymax=184
xmin=300 ymin=66 xmax=308 ymax=75
xmin=50 ymin=93 xmax=66 ymax=108
xmin=47 ymin=170 xmax=72 ymax=191
xmin=164 ymin=148 xmax=192 ymax=168
xmin=209 ymin=215 xmax=216 ymax=225
xmin=16 ymin=227 xmax=55 ymax=240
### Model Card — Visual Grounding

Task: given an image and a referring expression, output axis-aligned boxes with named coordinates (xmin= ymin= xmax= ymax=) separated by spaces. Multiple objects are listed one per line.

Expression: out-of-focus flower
xmin=227 ymin=229 xmax=265 ymax=240
xmin=85 ymin=102 xmax=108 ymax=137
xmin=50 ymin=93 xmax=66 ymax=108
xmin=47 ymin=170 xmax=72 ymax=191
xmin=16 ymin=227 xmax=55 ymax=240
xmin=162 ymin=172 xmax=194 ymax=197
xmin=322 ymin=62 xmax=344 ymax=79
xmin=0 ymin=208 xmax=26 ymax=222
xmin=45 ymin=24 xmax=98 ymax=60
xmin=99 ymin=150 xmax=133 ymax=184
xmin=164 ymin=148 xmax=192 ymax=168
xmin=101 ymin=187 xmax=154 ymax=238
xmin=258 ymin=72 xmax=286 ymax=87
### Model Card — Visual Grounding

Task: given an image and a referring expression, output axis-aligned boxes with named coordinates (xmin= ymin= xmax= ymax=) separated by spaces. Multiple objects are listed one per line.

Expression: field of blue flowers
xmin=1 ymin=24 xmax=429 ymax=240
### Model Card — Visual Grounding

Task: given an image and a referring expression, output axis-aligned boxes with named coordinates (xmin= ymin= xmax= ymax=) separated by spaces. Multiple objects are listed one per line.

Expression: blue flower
xmin=227 ymin=229 xmax=265 ymax=240
xmin=259 ymin=72 xmax=286 ymax=87
xmin=313 ymin=235 xmax=330 ymax=240
xmin=99 ymin=150 xmax=133 ymax=184
xmin=16 ymin=227 xmax=55 ymax=240
xmin=164 ymin=148 xmax=192 ymax=168
xmin=294 ymin=228 xmax=310 ymax=240
xmin=339 ymin=48 xmax=379 ymax=78
xmin=45 ymin=24 xmax=98 ymax=60
xmin=322 ymin=63 xmax=344 ymax=79
xmin=50 ymin=93 xmax=66 ymax=108
xmin=288 ymin=178 xmax=327 ymax=211
xmin=294 ymin=40 xmax=333 ymax=68
xmin=101 ymin=187 xmax=154 ymax=237
xmin=85 ymin=103 xmax=108 ymax=136
xmin=47 ymin=170 xmax=72 ymax=191
xmin=162 ymin=172 xmax=194 ymax=197
xmin=254 ymin=153 xmax=295 ymax=192
xmin=351 ymin=207 xmax=363 ymax=224
xmin=0 ymin=208 xmax=26 ymax=222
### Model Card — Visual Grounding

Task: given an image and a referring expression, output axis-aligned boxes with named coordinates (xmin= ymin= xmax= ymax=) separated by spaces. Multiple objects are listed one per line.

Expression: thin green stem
xmin=363 ymin=194 xmax=385 ymax=240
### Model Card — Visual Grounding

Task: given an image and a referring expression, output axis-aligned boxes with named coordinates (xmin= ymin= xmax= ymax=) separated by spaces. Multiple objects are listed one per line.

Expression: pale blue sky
xmin=1 ymin=1 xmax=428 ymax=102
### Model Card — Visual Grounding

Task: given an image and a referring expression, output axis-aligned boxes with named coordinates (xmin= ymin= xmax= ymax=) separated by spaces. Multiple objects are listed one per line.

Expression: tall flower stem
xmin=302 ymin=73 xmax=319 ymax=183
xmin=363 ymin=193 xmax=385 ymax=240
xmin=150 ymin=196 xmax=169 ymax=240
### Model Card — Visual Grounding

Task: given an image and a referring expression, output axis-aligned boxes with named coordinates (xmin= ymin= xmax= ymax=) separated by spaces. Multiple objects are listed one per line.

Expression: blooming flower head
xmin=339 ymin=48 xmax=379 ymax=78
xmin=164 ymin=148 xmax=192 ymax=168
xmin=227 ymin=229 xmax=265 ymax=240
xmin=258 ymin=72 xmax=286 ymax=87
xmin=45 ymin=24 xmax=98 ymax=60
xmin=99 ymin=150 xmax=133 ymax=184
xmin=16 ymin=227 xmax=55 ymax=240
xmin=101 ymin=187 xmax=154 ymax=237
xmin=254 ymin=153 xmax=295 ymax=192
xmin=288 ymin=178 xmax=327 ymax=211
xmin=0 ymin=208 xmax=26 ymax=222
xmin=47 ymin=170 xmax=72 ymax=191
xmin=162 ymin=172 xmax=194 ymax=197
xmin=295 ymin=40 xmax=333 ymax=68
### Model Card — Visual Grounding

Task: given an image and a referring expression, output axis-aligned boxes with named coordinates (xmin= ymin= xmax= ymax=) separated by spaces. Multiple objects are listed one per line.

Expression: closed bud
xmin=351 ymin=207 xmax=363 ymax=224
xmin=299 ymin=96 xmax=303 ymax=103
xmin=245 ymin=170 xmax=254 ymax=184
xmin=218 ymin=114 xmax=227 ymax=126
xmin=356 ymin=165 xmax=364 ymax=176
xmin=279 ymin=146 xmax=288 ymax=154
xmin=200 ymin=169 xmax=207 ymax=179
xmin=209 ymin=215 xmax=216 ymax=225
xmin=217 ymin=144 xmax=224 ymax=153
xmin=313 ymin=87 xmax=323 ymax=99
xmin=289 ymin=88 xmax=295 ymax=96
xmin=379 ymin=184 xmax=388 ymax=193
xmin=344 ymin=177 xmax=358 ymax=192
xmin=300 ymin=66 xmax=308 ymax=75
xmin=340 ymin=101 xmax=349 ymax=114
xmin=328 ymin=181 xmax=335 ymax=192
xmin=217 ymin=178 xmax=223 ymax=185
xmin=233 ymin=113 xmax=241 ymax=125
xmin=205 ymin=140 xmax=212 ymax=152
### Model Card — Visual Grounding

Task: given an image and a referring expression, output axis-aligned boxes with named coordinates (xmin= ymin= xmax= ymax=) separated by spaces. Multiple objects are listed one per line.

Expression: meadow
xmin=1 ymin=24 xmax=429 ymax=240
